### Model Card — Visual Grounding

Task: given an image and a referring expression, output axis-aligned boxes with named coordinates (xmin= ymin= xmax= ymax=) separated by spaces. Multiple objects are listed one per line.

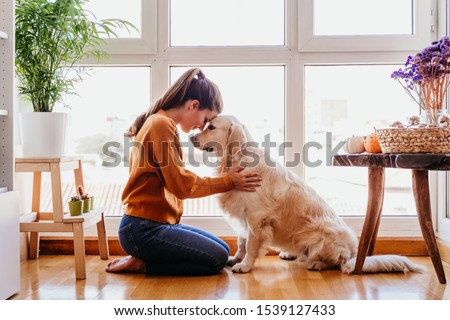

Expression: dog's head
xmin=190 ymin=115 xmax=251 ymax=156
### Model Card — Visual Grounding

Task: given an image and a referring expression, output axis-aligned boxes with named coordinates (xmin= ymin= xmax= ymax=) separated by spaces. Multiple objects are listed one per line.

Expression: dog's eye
xmin=208 ymin=125 xmax=216 ymax=130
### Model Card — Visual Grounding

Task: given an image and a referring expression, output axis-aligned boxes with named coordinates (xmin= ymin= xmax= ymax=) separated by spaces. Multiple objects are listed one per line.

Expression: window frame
xmin=298 ymin=0 xmax=434 ymax=52
xmin=168 ymin=0 xmax=286 ymax=47
xmin=100 ymin=0 xmax=157 ymax=54
xmin=437 ymin=0 xmax=450 ymax=243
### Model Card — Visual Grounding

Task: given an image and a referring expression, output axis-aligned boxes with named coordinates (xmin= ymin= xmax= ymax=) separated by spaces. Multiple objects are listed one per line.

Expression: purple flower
xmin=392 ymin=36 xmax=450 ymax=110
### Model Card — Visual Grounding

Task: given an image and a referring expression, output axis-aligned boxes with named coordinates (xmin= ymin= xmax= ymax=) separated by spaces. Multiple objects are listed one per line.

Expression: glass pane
xmin=314 ymin=0 xmax=413 ymax=36
xmin=50 ymin=67 xmax=151 ymax=216
xmin=305 ymin=65 xmax=418 ymax=216
xmin=171 ymin=66 xmax=285 ymax=216
xmin=170 ymin=0 xmax=285 ymax=46
xmin=83 ymin=0 xmax=141 ymax=38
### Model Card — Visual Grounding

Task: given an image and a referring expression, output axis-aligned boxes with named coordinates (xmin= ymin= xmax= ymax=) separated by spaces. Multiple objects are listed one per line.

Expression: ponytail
xmin=127 ymin=68 xmax=223 ymax=138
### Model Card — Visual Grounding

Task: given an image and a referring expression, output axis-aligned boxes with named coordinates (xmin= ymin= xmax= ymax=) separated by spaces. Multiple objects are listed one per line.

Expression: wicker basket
xmin=376 ymin=127 xmax=450 ymax=154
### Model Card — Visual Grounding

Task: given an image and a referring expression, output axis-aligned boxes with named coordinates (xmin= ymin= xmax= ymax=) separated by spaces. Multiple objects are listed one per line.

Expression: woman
xmin=106 ymin=68 xmax=261 ymax=276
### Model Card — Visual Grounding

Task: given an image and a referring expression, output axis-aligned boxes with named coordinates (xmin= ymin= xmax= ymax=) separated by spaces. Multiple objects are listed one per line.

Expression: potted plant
xmin=68 ymin=195 xmax=83 ymax=216
xmin=78 ymin=185 xmax=92 ymax=213
xmin=15 ymin=0 xmax=135 ymax=157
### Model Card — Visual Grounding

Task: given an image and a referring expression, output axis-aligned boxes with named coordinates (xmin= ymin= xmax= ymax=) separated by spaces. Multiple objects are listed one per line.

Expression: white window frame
xmin=437 ymin=0 xmax=450 ymax=243
xmin=74 ymin=0 xmax=446 ymax=239
xmin=299 ymin=0 xmax=434 ymax=52
xmin=100 ymin=0 xmax=157 ymax=54
xmin=437 ymin=172 xmax=450 ymax=242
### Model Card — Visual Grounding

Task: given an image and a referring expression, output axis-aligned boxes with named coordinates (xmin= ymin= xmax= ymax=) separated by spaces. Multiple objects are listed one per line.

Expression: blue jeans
xmin=118 ymin=214 xmax=230 ymax=276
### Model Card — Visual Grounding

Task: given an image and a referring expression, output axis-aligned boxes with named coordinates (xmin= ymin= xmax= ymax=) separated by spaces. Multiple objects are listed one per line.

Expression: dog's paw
xmin=307 ymin=261 xmax=328 ymax=271
xmin=296 ymin=254 xmax=308 ymax=262
xmin=340 ymin=259 xmax=355 ymax=274
xmin=279 ymin=252 xmax=297 ymax=260
xmin=232 ymin=263 xmax=252 ymax=273
xmin=227 ymin=256 xmax=242 ymax=267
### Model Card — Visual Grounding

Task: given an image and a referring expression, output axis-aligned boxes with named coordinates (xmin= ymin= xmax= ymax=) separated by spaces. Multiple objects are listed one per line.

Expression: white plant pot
xmin=20 ymin=112 xmax=69 ymax=158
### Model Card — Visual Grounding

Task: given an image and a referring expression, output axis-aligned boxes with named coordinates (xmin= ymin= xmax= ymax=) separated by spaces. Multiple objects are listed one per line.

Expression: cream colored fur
xmin=192 ymin=116 xmax=424 ymax=274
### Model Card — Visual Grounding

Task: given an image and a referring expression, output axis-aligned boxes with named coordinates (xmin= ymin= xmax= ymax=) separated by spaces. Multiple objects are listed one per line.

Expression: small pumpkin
xmin=364 ymin=133 xmax=382 ymax=153
xmin=343 ymin=136 xmax=365 ymax=154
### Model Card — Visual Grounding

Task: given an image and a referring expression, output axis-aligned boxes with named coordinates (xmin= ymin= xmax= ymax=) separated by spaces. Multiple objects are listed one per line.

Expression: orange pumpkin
xmin=364 ymin=133 xmax=382 ymax=153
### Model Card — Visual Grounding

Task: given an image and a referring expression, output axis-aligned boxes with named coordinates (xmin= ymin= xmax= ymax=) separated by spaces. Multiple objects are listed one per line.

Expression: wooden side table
xmin=333 ymin=153 xmax=447 ymax=284
xmin=16 ymin=157 xmax=109 ymax=280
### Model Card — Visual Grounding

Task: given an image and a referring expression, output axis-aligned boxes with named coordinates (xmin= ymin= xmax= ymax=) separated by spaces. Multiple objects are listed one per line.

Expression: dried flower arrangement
xmin=391 ymin=36 xmax=450 ymax=113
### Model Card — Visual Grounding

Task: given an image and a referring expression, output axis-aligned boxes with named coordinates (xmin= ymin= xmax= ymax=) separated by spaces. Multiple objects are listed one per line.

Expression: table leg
xmin=354 ymin=167 xmax=385 ymax=274
xmin=367 ymin=188 xmax=384 ymax=256
xmin=412 ymin=169 xmax=446 ymax=284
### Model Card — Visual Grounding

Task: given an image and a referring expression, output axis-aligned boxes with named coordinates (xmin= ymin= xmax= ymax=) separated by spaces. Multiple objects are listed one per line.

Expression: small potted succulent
xmin=68 ymin=196 xmax=83 ymax=216
xmin=78 ymin=185 xmax=92 ymax=213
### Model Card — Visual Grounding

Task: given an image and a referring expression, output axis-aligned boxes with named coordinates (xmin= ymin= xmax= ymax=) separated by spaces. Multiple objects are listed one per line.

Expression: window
xmin=50 ymin=67 xmax=151 ymax=216
xmin=299 ymin=0 xmax=433 ymax=52
xmin=296 ymin=0 xmax=437 ymax=238
xmin=171 ymin=66 xmax=285 ymax=216
xmin=439 ymin=173 xmax=450 ymax=241
xmin=26 ymin=0 xmax=446 ymax=239
xmin=170 ymin=0 xmax=285 ymax=46
xmin=304 ymin=65 xmax=418 ymax=216
xmin=314 ymin=0 xmax=413 ymax=36
xmin=83 ymin=0 xmax=157 ymax=54
xmin=437 ymin=0 xmax=450 ymax=243
xmin=83 ymin=0 xmax=142 ymax=38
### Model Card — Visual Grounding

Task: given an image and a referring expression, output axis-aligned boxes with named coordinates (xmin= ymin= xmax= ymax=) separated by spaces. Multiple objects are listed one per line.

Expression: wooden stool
xmin=333 ymin=154 xmax=447 ymax=284
xmin=16 ymin=157 xmax=109 ymax=280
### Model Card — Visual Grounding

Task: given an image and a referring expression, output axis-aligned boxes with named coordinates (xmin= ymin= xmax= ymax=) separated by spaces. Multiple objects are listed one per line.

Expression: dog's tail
xmin=340 ymin=255 xmax=425 ymax=274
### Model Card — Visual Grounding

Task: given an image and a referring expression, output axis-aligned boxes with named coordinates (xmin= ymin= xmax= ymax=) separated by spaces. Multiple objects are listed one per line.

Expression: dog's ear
xmin=226 ymin=123 xmax=247 ymax=158
xmin=227 ymin=123 xmax=247 ymax=146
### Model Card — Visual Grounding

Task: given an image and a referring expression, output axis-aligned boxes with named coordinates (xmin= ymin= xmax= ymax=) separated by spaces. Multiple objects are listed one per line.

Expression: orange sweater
xmin=121 ymin=109 xmax=233 ymax=224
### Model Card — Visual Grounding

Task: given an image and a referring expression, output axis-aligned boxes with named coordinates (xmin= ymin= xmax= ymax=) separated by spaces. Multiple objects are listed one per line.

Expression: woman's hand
xmin=228 ymin=166 xmax=262 ymax=192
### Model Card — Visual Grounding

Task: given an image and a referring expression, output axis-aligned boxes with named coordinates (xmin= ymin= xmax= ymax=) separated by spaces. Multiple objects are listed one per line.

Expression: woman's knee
xmin=209 ymin=245 xmax=229 ymax=273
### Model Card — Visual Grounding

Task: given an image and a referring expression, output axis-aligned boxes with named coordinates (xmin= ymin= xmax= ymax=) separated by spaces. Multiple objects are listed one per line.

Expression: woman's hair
xmin=127 ymin=68 xmax=223 ymax=137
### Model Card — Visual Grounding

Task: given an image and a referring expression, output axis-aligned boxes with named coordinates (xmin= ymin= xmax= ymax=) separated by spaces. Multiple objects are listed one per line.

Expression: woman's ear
xmin=191 ymin=100 xmax=200 ymax=109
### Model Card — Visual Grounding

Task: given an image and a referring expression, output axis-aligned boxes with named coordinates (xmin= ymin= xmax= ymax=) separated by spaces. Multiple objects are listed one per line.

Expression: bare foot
xmin=106 ymin=255 xmax=146 ymax=273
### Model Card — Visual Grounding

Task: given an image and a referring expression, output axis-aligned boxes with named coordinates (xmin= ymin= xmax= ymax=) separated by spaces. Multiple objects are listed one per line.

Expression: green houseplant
xmin=15 ymin=0 xmax=134 ymax=112
xmin=15 ymin=0 xmax=135 ymax=157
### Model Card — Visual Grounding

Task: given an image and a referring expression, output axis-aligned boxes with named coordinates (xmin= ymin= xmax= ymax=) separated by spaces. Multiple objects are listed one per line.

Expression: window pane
xmin=50 ymin=67 xmax=151 ymax=216
xmin=314 ymin=0 xmax=413 ymax=36
xmin=83 ymin=0 xmax=141 ymax=38
xmin=170 ymin=0 xmax=285 ymax=46
xmin=305 ymin=65 xmax=418 ymax=216
xmin=171 ymin=66 xmax=285 ymax=216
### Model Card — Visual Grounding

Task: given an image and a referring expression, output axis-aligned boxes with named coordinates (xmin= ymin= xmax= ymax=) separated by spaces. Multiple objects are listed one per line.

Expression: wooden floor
xmin=10 ymin=255 xmax=450 ymax=300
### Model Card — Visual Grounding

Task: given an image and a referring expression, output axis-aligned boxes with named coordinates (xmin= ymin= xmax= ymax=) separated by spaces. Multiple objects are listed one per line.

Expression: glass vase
xmin=420 ymin=109 xmax=448 ymax=126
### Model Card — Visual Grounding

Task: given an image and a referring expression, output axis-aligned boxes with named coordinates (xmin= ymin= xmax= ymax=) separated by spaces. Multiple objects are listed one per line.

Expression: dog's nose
xmin=189 ymin=134 xmax=199 ymax=147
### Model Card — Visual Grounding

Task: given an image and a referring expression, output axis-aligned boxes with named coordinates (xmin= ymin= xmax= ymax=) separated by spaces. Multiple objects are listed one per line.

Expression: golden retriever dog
xmin=191 ymin=115 xmax=423 ymax=274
